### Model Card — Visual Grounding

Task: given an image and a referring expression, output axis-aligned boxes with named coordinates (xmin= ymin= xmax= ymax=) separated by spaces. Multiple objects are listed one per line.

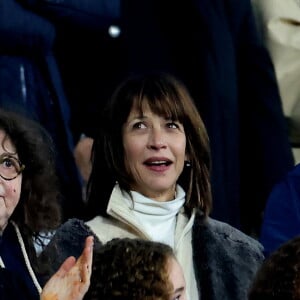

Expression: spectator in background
xmin=0 ymin=0 xmax=85 ymax=220
xmin=0 ymin=109 xmax=61 ymax=299
xmin=259 ymin=163 xmax=300 ymax=257
xmin=13 ymin=0 xmax=124 ymax=197
xmin=44 ymin=0 xmax=124 ymax=187
xmin=252 ymin=0 xmax=300 ymax=154
xmin=252 ymin=0 xmax=300 ymax=250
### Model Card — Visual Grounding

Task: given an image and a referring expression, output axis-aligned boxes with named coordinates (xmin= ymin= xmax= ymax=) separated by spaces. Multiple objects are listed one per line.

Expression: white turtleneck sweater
xmin=86 ymin=183 xmax=199 ymax=300
xmin=124 ymin=185 xmax=185 ymax=248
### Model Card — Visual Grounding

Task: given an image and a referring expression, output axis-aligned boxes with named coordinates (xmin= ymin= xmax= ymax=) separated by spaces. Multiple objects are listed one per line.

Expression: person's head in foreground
xmin=248 ymin=236 xmax=300 ymax=300
xmin=85 ymin=238 xmax=186 ymax=300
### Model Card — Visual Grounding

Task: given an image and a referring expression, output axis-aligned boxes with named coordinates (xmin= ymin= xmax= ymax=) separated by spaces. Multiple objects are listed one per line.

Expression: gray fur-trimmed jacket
xmin=39 ymin=212 xmax=264 ymax=300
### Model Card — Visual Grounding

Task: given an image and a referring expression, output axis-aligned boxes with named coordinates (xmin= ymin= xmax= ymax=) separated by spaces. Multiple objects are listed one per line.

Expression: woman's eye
xmin=2 ymin=157 xmax=14 ymax=168
xmin=167 ymin=122 xmax=180 ymax=129
xmin=132 ymin=122 xmax=146 ymax=129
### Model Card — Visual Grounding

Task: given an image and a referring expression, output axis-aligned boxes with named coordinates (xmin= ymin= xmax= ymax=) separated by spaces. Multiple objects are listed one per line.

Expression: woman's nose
xmin=147 ymin=129 xmax=167 ymax=149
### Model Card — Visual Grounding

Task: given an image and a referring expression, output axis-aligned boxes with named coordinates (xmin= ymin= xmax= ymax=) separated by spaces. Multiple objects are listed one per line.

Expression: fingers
xmin=55 ymin=256 xmax=76 ymax=277
xmin=79 ymin=236 xmax=94 ymax=284
xmin=84 ymin=236 xmax=94 ymax=264
xmin=85 ymin=235 xmax=94 ymax=251
xmin=40 ymin=236 xmax=94 ymax=300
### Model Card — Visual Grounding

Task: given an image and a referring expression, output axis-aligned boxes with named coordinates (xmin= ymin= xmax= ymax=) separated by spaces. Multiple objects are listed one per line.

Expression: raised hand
xmin=41 ymin=236 xmax=94 ymax=300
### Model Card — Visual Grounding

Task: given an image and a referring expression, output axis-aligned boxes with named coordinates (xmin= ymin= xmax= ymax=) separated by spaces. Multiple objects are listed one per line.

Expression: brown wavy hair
xmin=85 ymin=238 xmax=176 ymax=300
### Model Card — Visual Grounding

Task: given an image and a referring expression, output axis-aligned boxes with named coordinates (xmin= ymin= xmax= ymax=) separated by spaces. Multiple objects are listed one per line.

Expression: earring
xmin=185 ymin=160 xmax=191 ymax=167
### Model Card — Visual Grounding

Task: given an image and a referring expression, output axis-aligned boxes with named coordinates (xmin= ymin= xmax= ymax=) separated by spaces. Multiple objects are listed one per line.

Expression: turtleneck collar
xmin=127 ymin=185 xmax=185 ymax=215
xmin=123 ymin=185 xmax=185 ymax=247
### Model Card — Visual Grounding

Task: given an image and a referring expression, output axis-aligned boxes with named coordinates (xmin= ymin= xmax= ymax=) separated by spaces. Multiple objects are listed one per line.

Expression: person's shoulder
xmin=85 ymin=215 xmax=139 ymax=244
xmin=287 ymin=163 xmax=300 ymax=178
xmin=194 ymin=214 xmax=264 ymax=256
xmin=54 ymin=218 xmax=94 ymax=241
xmin=271 ymin=163 xmax=300 ymax=192
xmin=208 ymin=217 xmax=262 ymax=246
xmin=41 ymin=218 xmax=97 ymax=263
xmin=192 ymin=215 xmax=264 ymax=298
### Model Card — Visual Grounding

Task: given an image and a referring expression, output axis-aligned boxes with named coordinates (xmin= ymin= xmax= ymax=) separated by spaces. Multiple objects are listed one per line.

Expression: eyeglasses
xmin=0 ymin=154 xmax=25 ymax=181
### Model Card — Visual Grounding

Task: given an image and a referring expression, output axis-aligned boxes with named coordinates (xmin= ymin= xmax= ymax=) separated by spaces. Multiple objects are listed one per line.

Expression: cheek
xmin=175 ymin=141 xmax=187 ymax=161
xmin=123 ymin=144 xmax=136 ymax=176
xmin=123 ymin=139 xmax=143 ymax=165
xmin=8 ymin=179 xmax=22 ymax=200
xmin=124 ymin=137 xmax=140 ymax=154
xmin=13 ymin=187 xmax=19 ymax=195
xmin=3 ymin=184 xmax=21 ymax=215
xmin=8 ymin=186 xmax=20 ymax=198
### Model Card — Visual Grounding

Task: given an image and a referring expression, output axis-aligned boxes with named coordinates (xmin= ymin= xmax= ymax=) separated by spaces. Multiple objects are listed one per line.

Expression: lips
xmin=144 ymin=158 xmax=172 ymax=169
xmin=144 ymin=157 xmax=173 ymax=174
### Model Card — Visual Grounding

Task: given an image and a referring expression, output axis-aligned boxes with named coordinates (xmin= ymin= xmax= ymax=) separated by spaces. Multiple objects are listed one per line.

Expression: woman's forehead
xmin=0 ymin=129 xmax=15 ymax=152
xmin=131 ymin=97 xmax=181 ymax=119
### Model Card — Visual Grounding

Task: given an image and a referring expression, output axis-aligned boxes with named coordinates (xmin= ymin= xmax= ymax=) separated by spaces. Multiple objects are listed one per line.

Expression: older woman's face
xmin=0 ymin=130 xmax=22 ymax=233
xmin=122 ymin=104 xmax=187 ymax=202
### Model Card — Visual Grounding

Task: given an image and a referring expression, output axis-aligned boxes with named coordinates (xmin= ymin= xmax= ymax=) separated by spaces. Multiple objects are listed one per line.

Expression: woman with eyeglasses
xmin=0 ymin=108 xmax=62 ymax=299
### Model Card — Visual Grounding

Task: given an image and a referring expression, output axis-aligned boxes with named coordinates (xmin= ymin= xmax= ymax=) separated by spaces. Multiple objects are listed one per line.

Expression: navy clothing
xmin=25 ymin=0 xmax=123 ymax=141
xmin=121 ymin=0 xmax=294 ymax=235
xmin=0 ymin=268 xmax=35 ymax=300
xmin=0 ymin=0 xmax=85 ymax=220
xmin=51 ymin=1 xmax=124 ymax=140
xmin=0 ymin=223 xmax=40 ymax=300
xmin=260 ymin=163 xmax=300 ymax=257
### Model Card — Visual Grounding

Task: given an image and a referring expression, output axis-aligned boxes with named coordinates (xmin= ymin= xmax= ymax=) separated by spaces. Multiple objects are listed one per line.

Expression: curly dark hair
xmin=0 ymin=109 xmax=62 ymax=248
xmin=248 ymin=236 xmax=300 ymax=300
xmin=85 ymin=238 xmax=176 ymax=300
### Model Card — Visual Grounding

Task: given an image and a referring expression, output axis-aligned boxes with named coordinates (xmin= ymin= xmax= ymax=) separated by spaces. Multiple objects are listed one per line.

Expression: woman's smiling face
xmin=122 ymin=104 xmax=187 ymax=202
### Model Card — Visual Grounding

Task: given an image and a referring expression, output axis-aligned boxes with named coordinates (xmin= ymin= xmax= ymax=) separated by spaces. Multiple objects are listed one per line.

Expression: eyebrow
xmin=173 ymin=286 xmax=185 ymax=294
xmin=0 ymin=152 xmax=18 ymax=158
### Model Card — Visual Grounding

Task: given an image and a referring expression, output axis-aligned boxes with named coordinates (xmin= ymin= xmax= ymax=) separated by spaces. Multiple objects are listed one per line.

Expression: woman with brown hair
xmin=41 ymin=72 xmax=264 ymax=300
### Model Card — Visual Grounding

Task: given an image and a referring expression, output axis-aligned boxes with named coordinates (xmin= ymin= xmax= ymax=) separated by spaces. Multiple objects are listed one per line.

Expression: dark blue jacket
xmin=0 ymin=223 xmax=40 ymax=300
xmin=260 ymin=163 xmax=300 ymax=257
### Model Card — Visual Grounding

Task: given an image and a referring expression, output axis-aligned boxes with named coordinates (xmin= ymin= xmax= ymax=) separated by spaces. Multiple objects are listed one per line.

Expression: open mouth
xmin=144 ymin=160 xmax=172 ymax=166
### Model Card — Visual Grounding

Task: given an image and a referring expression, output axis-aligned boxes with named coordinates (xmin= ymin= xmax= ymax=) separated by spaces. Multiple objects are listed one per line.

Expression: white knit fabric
xmin=124 ymin=185 xmax=185 ymax=248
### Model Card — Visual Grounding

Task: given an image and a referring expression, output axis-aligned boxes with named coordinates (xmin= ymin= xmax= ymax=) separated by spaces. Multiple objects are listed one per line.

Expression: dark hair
xmin=248 ymin=236 xmax=300 ymax=300
xmin=85 ymin=238 xmax=175 ymax=300
xmin=0 ymin=109 xmax=61 ymax=247
xmin=87 ymin=72 xmax=211 ymax=217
